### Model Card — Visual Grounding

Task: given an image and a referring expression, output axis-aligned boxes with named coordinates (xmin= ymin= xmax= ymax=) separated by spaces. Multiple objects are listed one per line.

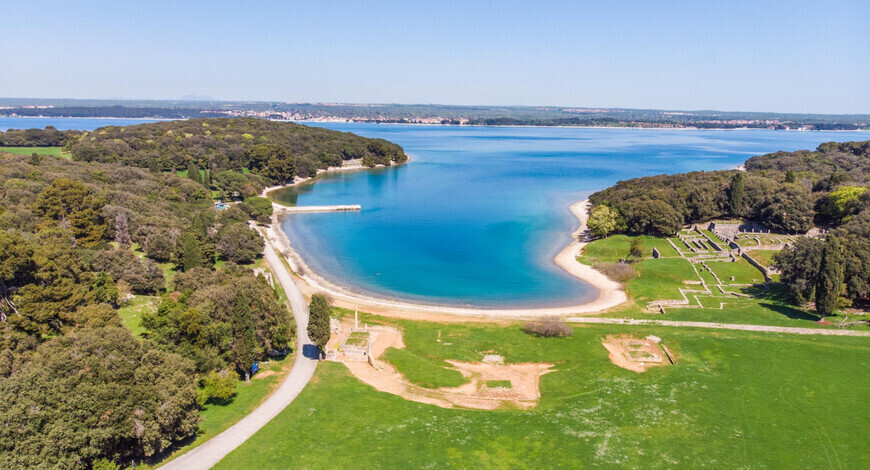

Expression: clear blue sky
xmin=2 ymin=0 xmax=868 ymax=113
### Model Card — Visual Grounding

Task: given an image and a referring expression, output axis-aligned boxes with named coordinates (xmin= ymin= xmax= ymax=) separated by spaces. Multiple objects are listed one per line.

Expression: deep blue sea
xmin=273 ymin=124 xmax=870 ymax=307
xmin=4 ymin=117 xmax=869 ymax=307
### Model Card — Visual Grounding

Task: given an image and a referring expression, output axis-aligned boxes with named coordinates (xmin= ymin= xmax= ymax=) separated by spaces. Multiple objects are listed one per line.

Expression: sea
xmin=4 ymin=117 xmax=870 ymax=308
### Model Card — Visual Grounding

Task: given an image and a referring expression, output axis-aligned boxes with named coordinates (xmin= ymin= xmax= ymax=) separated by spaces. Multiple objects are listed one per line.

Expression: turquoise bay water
xmin=274 ymin=124 xmax=870 ymax=308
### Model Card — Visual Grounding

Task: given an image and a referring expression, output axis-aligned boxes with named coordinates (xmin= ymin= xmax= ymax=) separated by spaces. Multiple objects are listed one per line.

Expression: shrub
xmin=522 ymin=317 xmax=573 ymax=337
xmin=593 ymin=262 xmax=637 ymax=283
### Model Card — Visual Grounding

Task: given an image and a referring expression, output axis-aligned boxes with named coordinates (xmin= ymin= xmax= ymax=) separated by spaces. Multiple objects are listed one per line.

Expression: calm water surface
xmin=274 ymin=124 xmax=870 ymax=307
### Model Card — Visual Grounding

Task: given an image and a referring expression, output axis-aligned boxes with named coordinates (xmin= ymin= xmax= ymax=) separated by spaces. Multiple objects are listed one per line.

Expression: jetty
xmin=273 ymin=204 xmax=361 ymax=214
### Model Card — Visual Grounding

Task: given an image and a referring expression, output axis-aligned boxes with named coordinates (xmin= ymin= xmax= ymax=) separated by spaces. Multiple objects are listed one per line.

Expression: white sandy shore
xmin=259 ymin=159 xmax=370 ymax=199
xmin=264 ymin=194 xmax=627 ymax=319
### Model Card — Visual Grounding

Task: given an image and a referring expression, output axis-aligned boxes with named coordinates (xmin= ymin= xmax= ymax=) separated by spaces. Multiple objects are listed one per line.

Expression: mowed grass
xmin=0 ymin=146 xmax=69 ymax=158
xmin=748 ymin=249 xmax=780 ymax=267
xmin=706 ymin=259 xmax=765 ymax=285
xmin=117 ymin=295 xmax=158 ymax=338
xmin=382 ymin=347 xmax=468 ymax=389
xmin=216 ymin=320 xmax=870 ymax=469
xmin=626 ymin=257 xmax=698 ymax=304
xmin=578 ymin=235 xmax=678 ymax=265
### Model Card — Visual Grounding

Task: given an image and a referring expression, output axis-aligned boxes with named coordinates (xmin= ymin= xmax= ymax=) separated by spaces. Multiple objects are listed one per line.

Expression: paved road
xmin=566 ymin=316 xmax=870 ymax=336
xmin=161 ymin=230 xmax=318 ymax=470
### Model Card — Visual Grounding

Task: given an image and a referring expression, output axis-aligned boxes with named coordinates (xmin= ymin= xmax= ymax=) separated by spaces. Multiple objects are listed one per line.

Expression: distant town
xmin=2 ymin=98 xmax=869 ymax=130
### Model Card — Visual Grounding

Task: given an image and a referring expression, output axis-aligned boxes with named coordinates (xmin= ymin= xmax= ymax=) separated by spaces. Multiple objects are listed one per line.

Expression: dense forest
xmin=0 ymin=148 xmax=293 ymax=466
xmin=588 ymin=140 xmax=870 ymax=308
xmin=68 ymin=117 xmax=407 ymax=179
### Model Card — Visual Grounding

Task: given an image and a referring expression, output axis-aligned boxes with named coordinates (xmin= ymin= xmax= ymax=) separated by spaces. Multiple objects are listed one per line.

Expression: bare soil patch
xmin=602 ymin=334 xmax=675 ymax=373
xmin=330 ymin=320 xmax=553 ymax=410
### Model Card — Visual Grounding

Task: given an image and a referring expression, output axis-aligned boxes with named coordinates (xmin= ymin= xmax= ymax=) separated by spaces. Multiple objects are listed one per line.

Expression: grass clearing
xmin=117 ymin=295 xmax=158 ymax=338
xmin=705 ymin=259 xmax=765 ymax=285
xmin=485 ymin=380 xmax=512 ymax=388
xmin=748 ymin=249 xmax=780 ymax=267
xmin=0 ymin=146 xmax=68 ymax=158
xmin=382 ymin=346 xmax=468 ymax=389
xmin=627 ymin=257 xmax=698 ymax=304
xmin=217 ymin=320 xmax=870 ymax=469
xmin=579 ymin=235 xmax=678 ymax=265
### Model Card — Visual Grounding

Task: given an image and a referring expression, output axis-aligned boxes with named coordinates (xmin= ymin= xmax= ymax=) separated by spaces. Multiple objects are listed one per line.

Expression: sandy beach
xmin=263 ymin=194 xmax=627 ymax=320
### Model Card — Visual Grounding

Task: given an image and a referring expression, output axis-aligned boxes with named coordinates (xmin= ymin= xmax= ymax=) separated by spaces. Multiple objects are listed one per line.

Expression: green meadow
xmin=217 ymin=319 xmax=870 ymax=469
xmin=0 ymin=146 xmax=69 ymax=158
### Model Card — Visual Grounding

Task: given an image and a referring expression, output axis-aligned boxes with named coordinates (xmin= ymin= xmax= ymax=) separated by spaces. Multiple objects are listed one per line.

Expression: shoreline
xmin=259 ymin=157 xmax=399 ymax=199
xmin=263 ymin=198 xmax=627 ymax=319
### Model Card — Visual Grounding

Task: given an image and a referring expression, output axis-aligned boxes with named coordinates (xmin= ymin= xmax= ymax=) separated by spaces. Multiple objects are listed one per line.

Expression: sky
xmin=1 ymin=1 xmax=868 ymax=114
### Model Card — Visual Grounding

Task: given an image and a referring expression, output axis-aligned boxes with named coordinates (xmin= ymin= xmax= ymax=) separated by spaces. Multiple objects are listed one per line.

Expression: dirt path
xmin=160 ymin=227 xmax=318 ymax=470
xmin=566 ymin=317 xmax=870 ymax=336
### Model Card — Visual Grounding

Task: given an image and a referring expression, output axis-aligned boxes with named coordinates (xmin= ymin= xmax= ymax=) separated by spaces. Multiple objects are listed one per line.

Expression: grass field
xmin=705 ymin=259 xmax=765 ymax=285
xmin=216 ymin=320 xmax=870 ymax=468
xmin=382 ymin=347 xmax=468 ymax=389
xmin=578 ymin=235 xmax=679 ymax=265
xmin=0 ymin=146 xmax=69 ymax=158
xmin=748 ymin=249 xmax=780 ymax=267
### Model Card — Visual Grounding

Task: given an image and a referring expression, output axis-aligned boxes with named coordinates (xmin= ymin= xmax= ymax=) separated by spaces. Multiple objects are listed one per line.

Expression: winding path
xmin=160 ymin=227 xmax=318 ymax=470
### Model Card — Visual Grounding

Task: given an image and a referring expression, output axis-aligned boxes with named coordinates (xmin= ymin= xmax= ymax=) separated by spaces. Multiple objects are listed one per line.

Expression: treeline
xmin=587 ymin=140 xmax=870 ymax=308
xmin=0 ymin=125 xmax=82 ymax=146
xmin=0 ymin=151 xmax=292 ymax=467
xmin=68 ymin=117 xmax=408 ymax=182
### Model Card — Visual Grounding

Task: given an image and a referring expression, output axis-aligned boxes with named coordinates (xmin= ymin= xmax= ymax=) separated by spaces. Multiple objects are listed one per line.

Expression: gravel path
xmin=160 ymin=228 xmax=318 ymax=470
xmin=566 ymin=316 xmax=870 ymax=336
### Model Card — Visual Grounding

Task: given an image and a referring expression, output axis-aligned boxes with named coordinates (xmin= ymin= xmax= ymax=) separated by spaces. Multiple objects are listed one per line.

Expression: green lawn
xmin=117 ymin=295 xmax=158 ymax=338
xmin=0 ymin=146 xmax=68 ymax=158
xmin=382 ymin=346 xmax=468 ymax=389
xmin=747 ymin=249 xmax=780 ymax=267
xmin=579 ymin=235 xmax=678 ymax=265
xmin=216 ymin=320 xmax=870 ymax=469
xmin=705 ymin=259 xmax=765 ymax=285
xmin=626 ymin=257 xmax=699 ymax=304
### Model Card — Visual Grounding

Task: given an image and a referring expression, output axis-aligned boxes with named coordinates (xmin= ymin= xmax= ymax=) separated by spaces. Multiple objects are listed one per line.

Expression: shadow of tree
xmin=758 ymin=303 xmax=820 ymax=321
xmin=742 ymin=284 xmax=821 ymax=321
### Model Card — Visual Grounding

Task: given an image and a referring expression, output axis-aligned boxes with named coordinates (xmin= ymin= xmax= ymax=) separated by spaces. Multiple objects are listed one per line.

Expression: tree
xmin=113 ymin=211 xmax=131 ymax=247
xmin=587 ymin=205 xmax=618 ymax=238
xmin=757 ymin=187 xmax=814 ymax=233
xmin=143 ymin=228 xmax=177 ymax=262
xmin=91 ymin=272 xmax=119 ymax=306
xmin=773 ymin=237 xmax=824 ymax=303
xmin=625 ymin=200 xmax=682 ymax=236
xmin=0 ymin=327 xmax=198 ymax=468
xmin=242 ymin=196 xmax=274 ymax=224
xmin=212 ymin=170 xmax=248 ymax=199
xmin=197 ymin=369 xmax=238 ymax=406
xmin=202 ymin=168 xmax=211 ymax=190
xmin=307 ymin=294 xmax=331 ymax=356
xmin=33 ymin=178 xmax=108 ymax=247
xmin=0 ymin=231 xmax=35 ymax=323
xmin=785 ymin=170 xmax=797 ymax=183
xmin=232 ymin=292 xmax=256 ymax=382
xmin=186 ymin=162 xmax=202 ymax=184
xmin=629 ymin=237 xmax=645 ymax=260
xmin=216 ymin=224 xmax=263 ymax=264
xmin=729 ymin=172 xmax=745 ymax=216
xmin=815 ymin=235 xmax=845 ymax=320
xmin=180 ymin=232 xmax=203 ymax=272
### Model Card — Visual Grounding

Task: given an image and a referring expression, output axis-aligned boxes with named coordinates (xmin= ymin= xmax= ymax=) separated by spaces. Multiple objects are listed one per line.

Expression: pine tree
xmin=180 ymin=233 xmax=203 ymax=272
xmin=186 ymin=163 xmax=201 ymax=184
xmin=202 ymin=169 xmax=211 ymax=190
xmin=815 ymin=235 xmax=844 ymax=320
xmin=231 ymin=292 xmax=256 ymax=382
xmin=729 ymin=172 xmax=745 ymax=217
xmin=306 ymin=294 xmax=331 ymax=357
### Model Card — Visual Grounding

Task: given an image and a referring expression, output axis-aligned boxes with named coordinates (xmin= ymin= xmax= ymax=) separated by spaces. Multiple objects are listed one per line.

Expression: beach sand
xmin=263 ymin=195 xmax=627 ymax=320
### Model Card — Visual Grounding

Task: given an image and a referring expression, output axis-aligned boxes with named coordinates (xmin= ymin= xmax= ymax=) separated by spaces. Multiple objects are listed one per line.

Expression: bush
xmin=197 ymin=369 xmax=239 ymax=406
xmin=522 ymin=317 xmax=573 ymax=337
xmin=593 ymin=262 xmax=637 ymax=283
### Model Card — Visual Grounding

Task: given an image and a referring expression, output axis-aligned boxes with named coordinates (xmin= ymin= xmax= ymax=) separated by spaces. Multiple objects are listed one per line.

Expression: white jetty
xmin=273 ymin=204 xmax=361 ymax=214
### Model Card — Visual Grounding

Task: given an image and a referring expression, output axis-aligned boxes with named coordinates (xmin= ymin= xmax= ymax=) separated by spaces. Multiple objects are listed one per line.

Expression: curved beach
xmin=263 ymin=194 xmax=627 ymax=319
